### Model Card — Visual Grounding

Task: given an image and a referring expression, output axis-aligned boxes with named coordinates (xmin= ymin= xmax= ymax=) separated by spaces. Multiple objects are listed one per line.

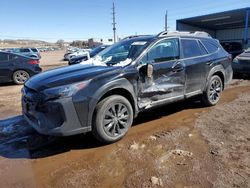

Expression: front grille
xmin=22 ymin=86 xmax=65 ymax=129
xmin=23 ymin=86 xmax=43 ymax=104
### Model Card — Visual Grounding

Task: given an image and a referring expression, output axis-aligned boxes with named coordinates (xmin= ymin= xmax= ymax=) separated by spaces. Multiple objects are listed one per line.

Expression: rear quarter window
xmin=201 ymin=40 xmax=219 ymax=54
xmin=181 ymin=39 xmax=205 ymax=58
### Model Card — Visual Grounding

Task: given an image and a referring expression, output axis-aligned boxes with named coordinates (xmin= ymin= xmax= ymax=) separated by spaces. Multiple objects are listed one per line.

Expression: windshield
xmin=90 ymin=46 xmax=108 ymax=57
xmin=93 ymin=36 xmax=154 ymax=66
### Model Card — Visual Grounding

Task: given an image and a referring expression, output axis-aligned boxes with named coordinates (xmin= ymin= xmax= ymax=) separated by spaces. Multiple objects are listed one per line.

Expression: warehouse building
xmin=176 ymin=7 xmax=250 ymax=49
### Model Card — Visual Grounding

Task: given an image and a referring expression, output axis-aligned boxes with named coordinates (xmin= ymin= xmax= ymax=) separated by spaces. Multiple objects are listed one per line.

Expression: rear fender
xmin=203 ymin=65 xmax=225 ymax=91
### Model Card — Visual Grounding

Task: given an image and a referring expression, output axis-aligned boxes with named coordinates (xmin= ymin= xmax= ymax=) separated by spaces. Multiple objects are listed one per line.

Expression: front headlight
xmin=43 ymin=80 xmax=90 ymax=99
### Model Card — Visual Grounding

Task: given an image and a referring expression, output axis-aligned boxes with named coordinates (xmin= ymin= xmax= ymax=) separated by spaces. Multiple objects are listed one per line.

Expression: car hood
xmin=25 ymin=64 xmax=121 ymax=91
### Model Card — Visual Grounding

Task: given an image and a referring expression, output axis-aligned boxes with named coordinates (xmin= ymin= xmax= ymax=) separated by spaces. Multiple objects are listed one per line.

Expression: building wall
xmin=216 ymin=27 xmax=250 ymax=41
xmin=177 ymin=22 xmax=216 ymax=37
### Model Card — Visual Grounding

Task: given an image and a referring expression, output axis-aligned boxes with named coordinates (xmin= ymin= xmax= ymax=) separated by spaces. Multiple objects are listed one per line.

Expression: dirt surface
xmin=0 ymin=55 xmax=250 ymax=187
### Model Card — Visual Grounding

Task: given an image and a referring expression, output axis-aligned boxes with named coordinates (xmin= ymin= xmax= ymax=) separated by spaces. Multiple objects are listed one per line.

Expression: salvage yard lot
xmin=0 ymin=51 xmax=250 ymax=187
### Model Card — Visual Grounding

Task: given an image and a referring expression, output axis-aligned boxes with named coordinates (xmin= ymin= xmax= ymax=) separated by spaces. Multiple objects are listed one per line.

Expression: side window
xmin=0 ymin=53 xmax=8 ymax=62
xmin=142 ymin=38 xmax=179 ymax=63
xmin=181 ymin=39 xmax=204 ymax=58
xmin=198 ymin=41 xmax=208 ymax=55
xmin=201 ymin=39 xmax=218 ymax=54
xmin=8 ymin=54 xmax=18 ymax=61
xmin=20 ymin=48 xmax=30 ymax=53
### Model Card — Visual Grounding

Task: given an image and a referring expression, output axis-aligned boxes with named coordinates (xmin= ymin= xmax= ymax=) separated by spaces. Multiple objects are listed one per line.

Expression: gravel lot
xmin=0 ymin=51 xmax=249 ymax=188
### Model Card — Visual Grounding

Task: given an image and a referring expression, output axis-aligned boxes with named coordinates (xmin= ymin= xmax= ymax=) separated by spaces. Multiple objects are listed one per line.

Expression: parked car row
xmin=68 ymin=45 xmax=110 ymax=65
xmin=37 ymin=47 xmax=61 ymax=52
xmin=0 ymin=48 xmax=41 ymax=59
xmin=64 ymin=49 xmax=89 ymax=61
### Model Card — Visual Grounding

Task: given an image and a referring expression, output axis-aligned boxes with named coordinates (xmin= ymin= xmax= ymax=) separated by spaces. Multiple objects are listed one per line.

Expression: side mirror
xmin=139 ymin=63 xmax=154 ymax=78
xmin=146 ymin=64 xmax=153 ymax=78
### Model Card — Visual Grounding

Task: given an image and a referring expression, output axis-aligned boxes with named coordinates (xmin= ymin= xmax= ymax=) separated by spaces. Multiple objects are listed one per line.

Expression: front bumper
xmin=22 ymin=96 xmax=91 ymax=136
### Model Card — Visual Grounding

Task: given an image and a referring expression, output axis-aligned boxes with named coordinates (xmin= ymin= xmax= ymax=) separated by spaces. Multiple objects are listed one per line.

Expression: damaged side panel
xmin=138 ymin=61 xmax=185 ymax=109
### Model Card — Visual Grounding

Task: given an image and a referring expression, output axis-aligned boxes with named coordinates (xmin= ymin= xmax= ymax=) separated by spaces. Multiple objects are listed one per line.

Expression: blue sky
xmin=0 ymin=0 xmax=249 ymax=42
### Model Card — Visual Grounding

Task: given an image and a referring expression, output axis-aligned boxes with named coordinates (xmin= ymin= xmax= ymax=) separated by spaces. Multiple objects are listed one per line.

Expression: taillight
xmin=28 ymin=60 xmax=39 ymax=65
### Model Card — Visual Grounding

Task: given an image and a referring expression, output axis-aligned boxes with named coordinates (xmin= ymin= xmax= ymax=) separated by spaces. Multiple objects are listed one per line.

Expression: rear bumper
xmin=22 ymin=97 xmax=91 ymax=136
xmin=28 ymin=67 xmax=42 ymax=77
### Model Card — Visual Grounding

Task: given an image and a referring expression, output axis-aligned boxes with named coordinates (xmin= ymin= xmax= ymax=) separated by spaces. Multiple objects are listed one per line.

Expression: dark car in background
xmin=0 ymin=51 xmax=42 ymax=84
xmin=232 ymin=47 xmax=250 ymax=76
xmin=13 ymin=48 xmax=41 ymax=59
xmin=68 ymin=45 xmax=110 ymax=65
xmin=220 ymin=41 xmax=243 ymax=59
xmin=22 ymin=31 xmax=232 ymax=143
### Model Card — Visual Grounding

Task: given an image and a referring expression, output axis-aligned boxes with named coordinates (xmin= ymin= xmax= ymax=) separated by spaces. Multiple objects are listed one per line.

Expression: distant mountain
xmin=0 ymin=39 xmax=54 ymax=47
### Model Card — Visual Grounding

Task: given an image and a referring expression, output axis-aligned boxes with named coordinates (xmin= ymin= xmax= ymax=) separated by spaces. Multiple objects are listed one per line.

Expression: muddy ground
xmin=0 ymin=52 xmax=250 ymax=187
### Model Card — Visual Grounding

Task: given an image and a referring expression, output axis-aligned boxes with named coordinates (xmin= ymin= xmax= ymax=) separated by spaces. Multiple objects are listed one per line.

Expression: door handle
xmin=172 ymin=61 xmax=185 ymax=72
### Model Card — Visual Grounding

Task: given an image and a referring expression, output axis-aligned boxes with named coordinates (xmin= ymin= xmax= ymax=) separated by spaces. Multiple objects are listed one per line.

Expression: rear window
xmin=201 ymin=40 xmax=219 ymax=53
xmin=181 ymin=39 xmax=204 ymax=58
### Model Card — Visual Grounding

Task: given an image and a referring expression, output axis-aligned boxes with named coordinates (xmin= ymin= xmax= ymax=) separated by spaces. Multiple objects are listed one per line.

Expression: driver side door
xmin=137 ymin=38 xmax=186 ymax=109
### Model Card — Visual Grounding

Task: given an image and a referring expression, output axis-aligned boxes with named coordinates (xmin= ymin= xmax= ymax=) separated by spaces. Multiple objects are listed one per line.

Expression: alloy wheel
xmin=103 ymin=103 xmax=129 ymax=137
xmin=208 ymin=77 xmax=222 ymax=103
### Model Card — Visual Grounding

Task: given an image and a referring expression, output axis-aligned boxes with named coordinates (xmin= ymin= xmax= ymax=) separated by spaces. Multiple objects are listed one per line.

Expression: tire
xmin=202 ymin=75 xmax=223 ymax=106
xmin=13 ymin=70 xmax=30 ymax=85
xmin=92 ymin=95 xmax=133 ymax=143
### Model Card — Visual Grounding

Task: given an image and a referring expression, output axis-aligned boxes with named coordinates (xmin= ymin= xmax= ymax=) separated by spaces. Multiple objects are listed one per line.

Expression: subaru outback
xmin=22 ymin=31 xmax=233 ymax=143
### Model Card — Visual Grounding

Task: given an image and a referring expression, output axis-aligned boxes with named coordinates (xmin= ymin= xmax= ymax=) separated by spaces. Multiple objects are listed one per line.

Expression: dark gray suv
xmin=22 ymin=31 xmax=233 ymax=143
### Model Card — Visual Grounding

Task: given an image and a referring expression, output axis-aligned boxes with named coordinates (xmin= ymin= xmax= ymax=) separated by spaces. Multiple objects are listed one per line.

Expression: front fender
xmin=87 ymin=78 xmax=137 ymax=128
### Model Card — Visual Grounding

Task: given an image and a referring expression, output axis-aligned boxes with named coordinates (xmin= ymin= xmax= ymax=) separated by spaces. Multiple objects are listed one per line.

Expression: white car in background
xmin=67 ymin=50 xmax=89 ymax=60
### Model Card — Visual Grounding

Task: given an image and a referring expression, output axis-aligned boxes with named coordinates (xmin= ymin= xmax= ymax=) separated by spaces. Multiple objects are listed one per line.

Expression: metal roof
xmin=177 ymin=7 xmax=250 ymax=30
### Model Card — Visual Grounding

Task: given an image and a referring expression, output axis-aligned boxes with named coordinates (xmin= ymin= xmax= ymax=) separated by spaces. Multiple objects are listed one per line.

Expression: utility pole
xmin=165 ymin=10 xmax=168 ymax=31
xmin=112 ymin=2 xmax=117 ymax=43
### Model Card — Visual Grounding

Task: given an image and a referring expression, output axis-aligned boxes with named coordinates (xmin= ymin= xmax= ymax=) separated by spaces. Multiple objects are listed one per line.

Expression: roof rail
xmin=157 ymin=31 xmax=212 ymax=38
xmin=121 ymin=35 xmax=152 ymax=41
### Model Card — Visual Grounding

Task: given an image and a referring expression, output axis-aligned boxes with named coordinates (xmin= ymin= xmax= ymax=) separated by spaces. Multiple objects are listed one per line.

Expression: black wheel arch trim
xmin=204 ymin=65 xmax=225 ymax=92
xmin=87 ymin=78 xmax=138 ymax=129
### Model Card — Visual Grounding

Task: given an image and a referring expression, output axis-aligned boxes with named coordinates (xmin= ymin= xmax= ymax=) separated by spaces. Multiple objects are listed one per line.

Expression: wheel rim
xmin=208 ymin=78 xmax=222 ymax=103
xmin=14 ymin=71 xmax=29 ymax=84
xmin=103 ymin=103 xmax=130 ymax=137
